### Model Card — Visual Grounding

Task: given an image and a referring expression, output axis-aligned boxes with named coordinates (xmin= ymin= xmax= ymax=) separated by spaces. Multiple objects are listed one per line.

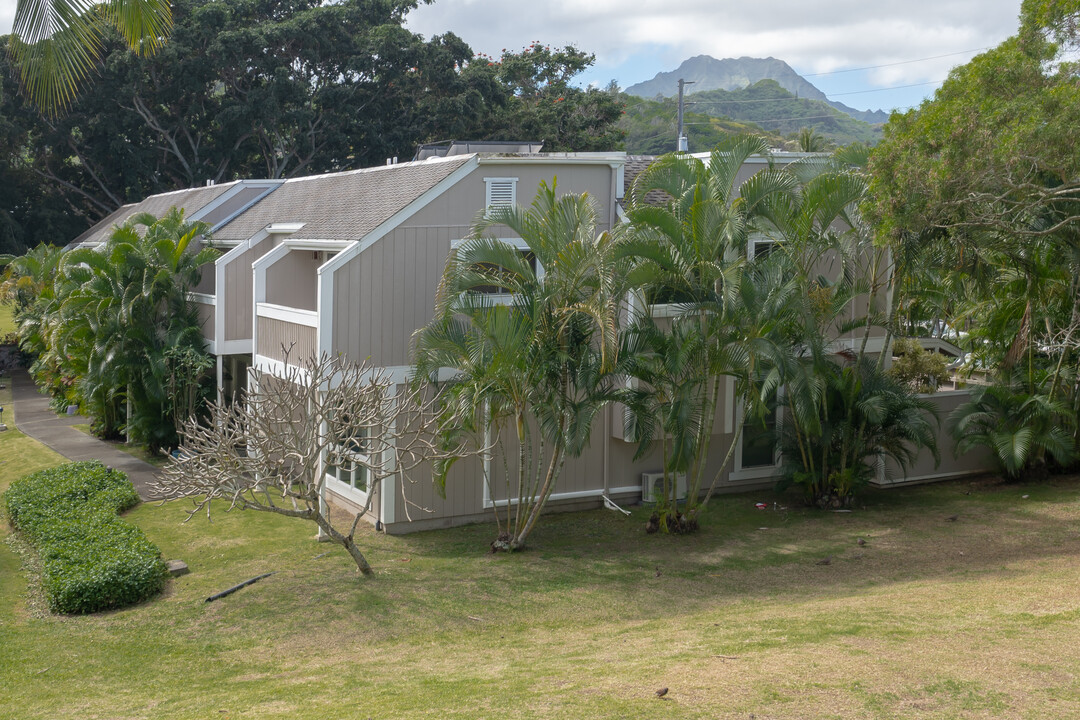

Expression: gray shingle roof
xmin=213 ymin=156 xmax=474 ymax=243
xmin=622 ymin=155 xmax=672 ymax=208
xmin=71 ymin=184 xmax=236 ymax=247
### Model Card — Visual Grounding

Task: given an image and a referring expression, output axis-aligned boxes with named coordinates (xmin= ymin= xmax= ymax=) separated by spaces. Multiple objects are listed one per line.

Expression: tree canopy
xmin=0 ymin=1 xmax=625 ymax=255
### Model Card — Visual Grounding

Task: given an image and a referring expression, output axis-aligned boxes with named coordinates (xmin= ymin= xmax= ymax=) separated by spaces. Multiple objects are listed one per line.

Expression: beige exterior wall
xmin=330 ymin=161 xmax=619 ymax=367
xmin=257 ymin=316 xmax=316 ymax=363
xmin=266 ymin=251 xmax=321 ymax=311
xmin=401 ymin=163 xmax=617 ymax=233
xmin=331 ymin=225 xmax=457 ymax=367
xmin=224 ymin=237 xmax=274 ymax=342
xmin=193 ymin=261 xmax=215 ymax=295
xmin=878 ymin=389 xmax=995 ymax=485
xmin=196 ymin=301 xmax=215 ymax=341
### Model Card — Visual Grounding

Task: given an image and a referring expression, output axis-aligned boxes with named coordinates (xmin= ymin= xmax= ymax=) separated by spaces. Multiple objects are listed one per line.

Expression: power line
xmin=827 ymin=79 xmax=944 ymax=97
xmin=800 ymin=47 xmax=990 ymax=77
xmin=684 ymin=114 xmax=841 ymax=125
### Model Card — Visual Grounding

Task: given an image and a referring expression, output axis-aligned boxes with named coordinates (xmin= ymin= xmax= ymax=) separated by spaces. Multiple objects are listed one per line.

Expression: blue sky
xmin=0 ymin=0 xmax=1022 ymax=113
xmin=405 ymin=0 xmax=1024 ymax=113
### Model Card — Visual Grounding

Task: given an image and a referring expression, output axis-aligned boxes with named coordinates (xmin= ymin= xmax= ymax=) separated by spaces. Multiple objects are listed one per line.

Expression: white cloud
xmin=406 ymin=0 xmax=1021 ymax=87
xmin=0 ymin=0 xmax=15 ymax=36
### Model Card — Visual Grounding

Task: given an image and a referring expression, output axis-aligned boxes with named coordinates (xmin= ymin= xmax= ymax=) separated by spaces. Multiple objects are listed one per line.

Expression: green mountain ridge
xmin=687 ymin=80 xmax=882 ymax=145
xmin=617 ymin=93 xmax=786 ymax=155
xmin=617 ymin=81 xmax=882 ymax=154
xmin=625 ymin=55 xmax=890 ymax=125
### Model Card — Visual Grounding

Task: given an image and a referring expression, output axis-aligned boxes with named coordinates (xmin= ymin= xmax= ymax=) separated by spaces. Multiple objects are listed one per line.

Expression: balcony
xmin=255 ymin=303 xmax=318 ymax=365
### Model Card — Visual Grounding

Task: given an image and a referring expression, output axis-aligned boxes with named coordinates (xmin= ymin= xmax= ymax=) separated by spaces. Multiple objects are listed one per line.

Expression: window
xmin=327 ymin=458 xmax=368 ymax=493
xmin=484 ymin=177 xmax=517 ymax=215
xmin=731 ymin=399 xmax=782 ymax=480
xmin=473 ymin=251 xmax=538 ymax=294
xmin=740 ymin=405 xmax=777 ymax=468
xmin=451 ymin=238 xmax=541 ymax=297
xmin=326 ymin=426 xmax=370 ymax=494
xmin=748 ymin=235 xmax=778 ymax=261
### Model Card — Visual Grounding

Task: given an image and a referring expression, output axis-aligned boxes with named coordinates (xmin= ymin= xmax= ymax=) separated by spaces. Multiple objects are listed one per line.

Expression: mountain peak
xmin=625 ymin=55 xmax=888 ymax=125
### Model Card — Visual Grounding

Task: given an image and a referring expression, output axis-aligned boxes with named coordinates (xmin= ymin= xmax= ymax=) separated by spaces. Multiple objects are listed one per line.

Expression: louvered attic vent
xmin=484 ymin=177 xmax=517 ymax=214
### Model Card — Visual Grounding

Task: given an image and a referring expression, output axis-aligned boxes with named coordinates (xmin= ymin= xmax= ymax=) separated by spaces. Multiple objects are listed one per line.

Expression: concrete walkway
xmin=8 ymin=366 xmax=164 ymax=501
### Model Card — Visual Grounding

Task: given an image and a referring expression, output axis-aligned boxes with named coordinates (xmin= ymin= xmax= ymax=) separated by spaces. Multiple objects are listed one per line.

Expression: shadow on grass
xmin=144 ymin=472 xmax=1064 ymax=636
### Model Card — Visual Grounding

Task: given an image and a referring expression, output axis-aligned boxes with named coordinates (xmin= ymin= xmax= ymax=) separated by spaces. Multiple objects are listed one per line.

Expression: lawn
xmin=2 ymin=426 xmax=1080 ymax=719
xmin=0 ymin=303 xmax=14 ymax=337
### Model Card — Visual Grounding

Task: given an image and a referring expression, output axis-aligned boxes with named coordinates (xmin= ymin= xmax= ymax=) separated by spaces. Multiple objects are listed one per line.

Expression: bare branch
xmin=151 ymin=348 xmax=483 ymax=575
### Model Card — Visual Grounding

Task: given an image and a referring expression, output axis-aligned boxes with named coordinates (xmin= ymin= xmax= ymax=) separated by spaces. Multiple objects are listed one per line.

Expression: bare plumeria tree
xmin=153 ymin=351 xmax=472 ymax=576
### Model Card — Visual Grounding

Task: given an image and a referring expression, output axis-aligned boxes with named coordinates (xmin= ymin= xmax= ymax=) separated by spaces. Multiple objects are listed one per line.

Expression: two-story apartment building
xmin=69 ymin=145 xmax=993 ymax=533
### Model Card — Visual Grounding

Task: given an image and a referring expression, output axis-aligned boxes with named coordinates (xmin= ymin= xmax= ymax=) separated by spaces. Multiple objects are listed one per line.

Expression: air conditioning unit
xmin=641 ymin=472 xmax=687 ymax=503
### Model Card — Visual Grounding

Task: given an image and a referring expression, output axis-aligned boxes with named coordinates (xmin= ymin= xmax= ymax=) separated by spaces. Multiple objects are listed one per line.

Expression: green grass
xmin=3 ymin=426 xmax=1080 ymax=719
xmin=0 ymin=303 xmax=15 ymax=337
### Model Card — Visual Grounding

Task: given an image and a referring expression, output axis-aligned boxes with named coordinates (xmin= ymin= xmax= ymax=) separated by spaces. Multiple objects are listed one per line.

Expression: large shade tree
xmin=2 ymin=2 xmax=624 ymax=247
xmin=868 ymin=0 xmax=1080 ymax=477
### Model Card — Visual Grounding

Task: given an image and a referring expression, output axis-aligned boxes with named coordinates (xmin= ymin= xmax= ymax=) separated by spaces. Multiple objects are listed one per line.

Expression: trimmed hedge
xmin=4 ymin=461 xmax=167 ymax=614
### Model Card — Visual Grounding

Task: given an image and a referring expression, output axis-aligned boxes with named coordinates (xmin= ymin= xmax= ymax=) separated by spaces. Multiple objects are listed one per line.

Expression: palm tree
xmin=949 ymin=374 xmax=1075 ymax=480
xmin=9 ymin=0 xmax=172 ymax=115
xmin=52 ymin=208 xmax=216 ymax=448
xmin=797 ymin=127 xmax=828 ymax=153
xmin=617 ymin=135 xmax=796 ymax=525
xmin=415 ymin=180 xmax=623 ymax=550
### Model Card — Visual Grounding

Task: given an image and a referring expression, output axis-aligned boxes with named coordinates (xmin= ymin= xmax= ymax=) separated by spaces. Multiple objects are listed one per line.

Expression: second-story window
xmin=749 ymin=237 xmax=778 ymax=260
xmin=473 ymin=251 xmax=537 ymax=295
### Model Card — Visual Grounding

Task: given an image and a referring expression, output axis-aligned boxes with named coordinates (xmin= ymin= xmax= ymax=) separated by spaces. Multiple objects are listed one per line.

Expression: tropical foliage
xmin=949 ymin=378 xmax=1075 ymax=480
xmin=869 ymin=0 xmax=1080 ymax=478
xmin=888 ymin=337 xmax=950 ymax=394
xmin=414 ymin=180 xmax=623 ymax=550
xmin=9 ymin=0 xmax=172 ymax=115
xmin=615 ymin=136 xmax=797 ymax=530
xmin=1 ymin=208 xmax=217 ymax=452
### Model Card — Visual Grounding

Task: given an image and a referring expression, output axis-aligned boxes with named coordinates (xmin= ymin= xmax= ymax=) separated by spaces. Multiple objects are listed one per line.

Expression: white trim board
xmin=483 ymin=485 xmax=641 ymax=510
xmin=317 ymin=155 xmax=482 ymax=358
xmin=253 ymin=353 xmax=312 ymax=385
xmin=256 ymin=302 xmax=318 ymax=327
xmin=189 ymin=292 xmax=216 ymax=305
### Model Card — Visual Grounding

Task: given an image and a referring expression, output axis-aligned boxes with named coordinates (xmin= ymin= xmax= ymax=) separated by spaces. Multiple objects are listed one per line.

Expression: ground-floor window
xmin=326 ymin=426 xmax=370 ymax=494
xmin=740 ymin=405 xmax=778 ymax=468
xmin=731 ymin=397 xmax=781 ymax=480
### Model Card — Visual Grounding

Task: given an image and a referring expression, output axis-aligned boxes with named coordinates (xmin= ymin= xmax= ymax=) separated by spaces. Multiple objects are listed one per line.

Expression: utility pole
xmin=677 ymin=78 xmax=694 ymax=152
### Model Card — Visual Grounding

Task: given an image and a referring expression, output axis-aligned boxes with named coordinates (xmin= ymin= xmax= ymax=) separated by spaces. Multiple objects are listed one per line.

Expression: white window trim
xmin=484 ymin=177 xmax=518 ymax=215
xmin=326 ymin=466 xmax=370 ymax=508
xmin=449 ymin=236 xmax=542 ymax=305
xmin=325 ymin=446 xmax=371 ymax=500
xmin=748 ymin=232 xmax=779 ymax=261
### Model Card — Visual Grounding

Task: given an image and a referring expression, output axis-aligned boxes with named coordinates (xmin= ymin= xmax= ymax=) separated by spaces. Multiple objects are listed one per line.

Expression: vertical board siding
xmin=257 ymin=317 xmax=317 ymax=363
xmin=196 ymin=301 xmax=215 ymax=342
xmin=331 ymin=226 xmax=467 ymax=366
xmin=266 ymin=252 xmax=320 ymax=311
xmin=193 ymin=260 xmax=216 ymax=294
xmin=224 ymin=240 xmax=269 ymax=342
